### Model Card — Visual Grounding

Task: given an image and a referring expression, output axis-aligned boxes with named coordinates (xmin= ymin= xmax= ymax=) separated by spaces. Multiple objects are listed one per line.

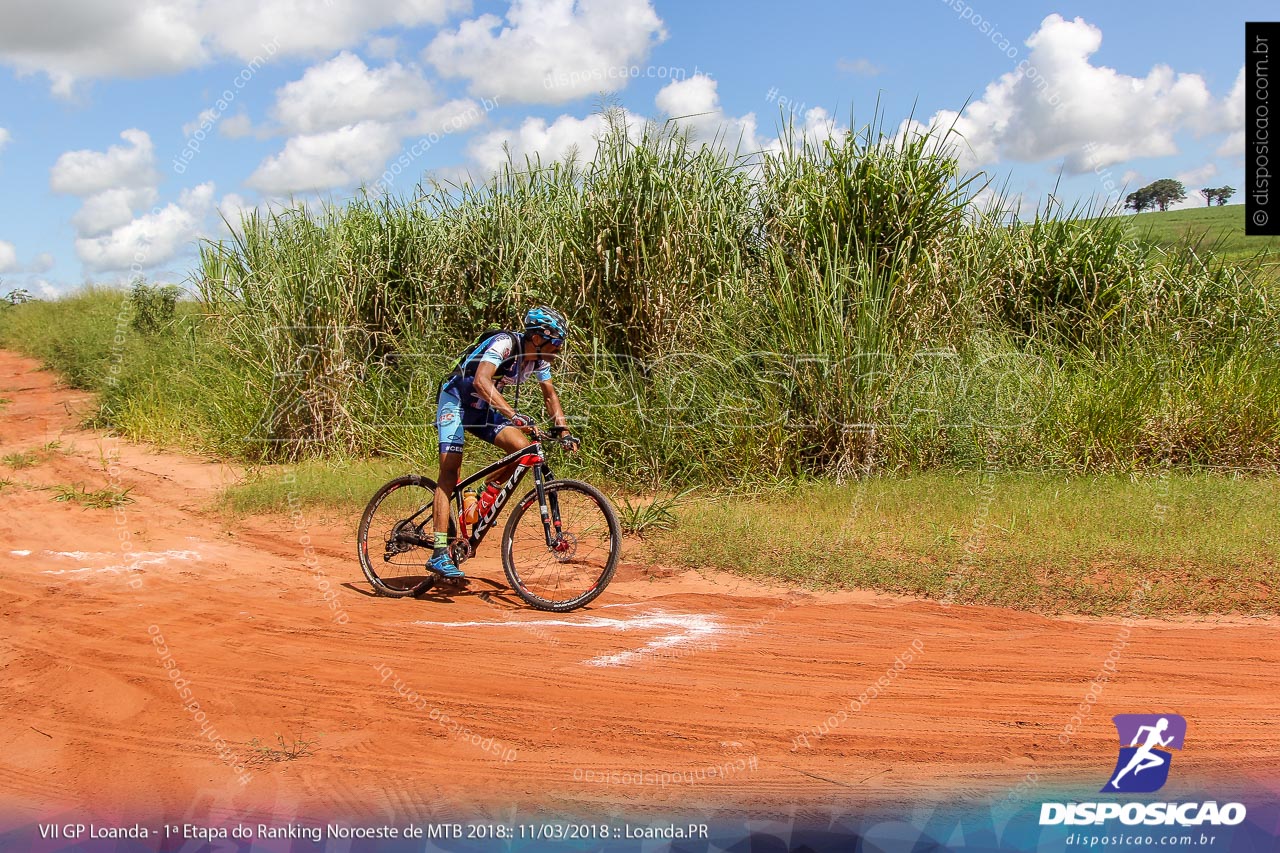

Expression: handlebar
xmin=527 ymin=424 xmax=579 ymax=450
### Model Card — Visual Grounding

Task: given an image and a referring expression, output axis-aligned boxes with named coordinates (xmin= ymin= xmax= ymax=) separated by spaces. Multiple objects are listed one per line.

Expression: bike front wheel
xmin=501 ymin=479 xmax=621 ymax=612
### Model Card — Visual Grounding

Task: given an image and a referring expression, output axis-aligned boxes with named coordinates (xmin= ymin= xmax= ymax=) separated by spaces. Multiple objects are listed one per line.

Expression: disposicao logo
xmin=1039 ymin=713 xmax=1247 ymax=828
xmin=1102 ymin=713 xmax=1186 ymax=793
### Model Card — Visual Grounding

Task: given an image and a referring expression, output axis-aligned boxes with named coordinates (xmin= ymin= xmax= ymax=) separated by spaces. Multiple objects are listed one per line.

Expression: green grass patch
xmin=642 ymin=471 xmax=1279 ymax=616
xmin=51 ymin=482 xmax=135 ymax=509
xmin=0 ymin=286 xmax=263 ymax=459
xmin=2 ymin=451 xmax=39 ymax=469
xmin=617 ymin=488 xmax=698 ymax=536
xmin=1124 ymin=205 xmax=1280 ymax=266
xmin=218 ymin=459 xmax=412 ymax=516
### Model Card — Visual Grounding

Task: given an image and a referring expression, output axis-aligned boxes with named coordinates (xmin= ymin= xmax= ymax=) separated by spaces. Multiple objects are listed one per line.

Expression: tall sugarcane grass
xmin=183 ymin=111 xmax=1280 ymax=483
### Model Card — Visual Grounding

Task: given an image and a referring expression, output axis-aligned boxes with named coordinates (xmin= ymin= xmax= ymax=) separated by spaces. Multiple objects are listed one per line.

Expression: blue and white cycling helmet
xmin=523 ymin=306 xmax=569 ymax=344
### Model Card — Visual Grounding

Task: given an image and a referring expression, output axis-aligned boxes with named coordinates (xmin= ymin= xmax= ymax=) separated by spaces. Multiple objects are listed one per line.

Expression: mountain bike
xmin=357 ymin=428 xmax=621 ymax=612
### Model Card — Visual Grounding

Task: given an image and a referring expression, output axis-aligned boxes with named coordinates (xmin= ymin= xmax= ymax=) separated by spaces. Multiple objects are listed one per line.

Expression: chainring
xmin=450 ymin=537 xmax=474 ymax=564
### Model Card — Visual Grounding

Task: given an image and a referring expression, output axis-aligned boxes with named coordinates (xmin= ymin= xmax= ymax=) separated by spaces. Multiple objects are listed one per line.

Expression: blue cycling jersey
xmin=442 ymin=330 xmax=553 ymax=409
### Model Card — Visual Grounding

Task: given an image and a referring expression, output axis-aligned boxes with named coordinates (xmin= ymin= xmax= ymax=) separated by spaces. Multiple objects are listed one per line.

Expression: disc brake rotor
xmin=550 ymin=531 xmax=578 ymax=561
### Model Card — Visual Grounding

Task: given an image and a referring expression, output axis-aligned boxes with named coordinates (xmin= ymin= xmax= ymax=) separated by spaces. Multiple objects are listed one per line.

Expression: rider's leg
xmin=432 ymin=389 xmax=467 ymax=580
xmin=461 ymin=426 xmax=532 ymax=525
xmin=484 ymin=426 xmax=533 ymax=487
xmin=428 ymin=450 xmax=466 ymax=580
xmin=434 ymin=451 xmax=462 ymax=541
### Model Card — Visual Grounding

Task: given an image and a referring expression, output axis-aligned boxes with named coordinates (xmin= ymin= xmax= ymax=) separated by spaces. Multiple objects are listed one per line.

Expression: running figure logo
xmin=1102 ymin=714 xmax=1187 ymax=793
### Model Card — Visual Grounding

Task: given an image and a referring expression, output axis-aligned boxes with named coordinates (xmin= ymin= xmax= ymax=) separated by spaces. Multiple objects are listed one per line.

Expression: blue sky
xmin=0 ymin=0 xmax=1259 ymax=295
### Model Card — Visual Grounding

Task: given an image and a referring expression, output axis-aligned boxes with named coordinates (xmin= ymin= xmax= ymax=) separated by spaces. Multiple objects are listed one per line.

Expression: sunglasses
xmin=533 ymin=330 xmax=564 ymax=347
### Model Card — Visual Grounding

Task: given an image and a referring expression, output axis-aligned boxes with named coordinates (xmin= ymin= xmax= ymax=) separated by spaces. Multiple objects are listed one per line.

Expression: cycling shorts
xmin=436 ymin=383 xmax=515 ymax=455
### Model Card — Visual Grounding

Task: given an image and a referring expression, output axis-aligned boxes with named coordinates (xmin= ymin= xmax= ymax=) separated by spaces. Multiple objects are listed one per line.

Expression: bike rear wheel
xmin=357 ymin=475 xmax=453 ymax=597
xmin=501 ymin=479 xmax=621 ymax=611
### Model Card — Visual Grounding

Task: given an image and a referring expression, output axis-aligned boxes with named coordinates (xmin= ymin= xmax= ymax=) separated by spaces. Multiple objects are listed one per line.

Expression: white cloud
xmin=425 ymin=0 xmax=666 ymax=104
xmin=0 ymin=0 xmax=467 ymax=96
xmin=214 ymin=193 xmax=301 ymax=236
xmin=74 ymin=182 xmax=215 ymax=272
xmin=468 ymin=79 xmax=845 ymax=183
xmin=200 ymin=0 xmax=466 ymax=63
xmin=0 ymin=240 xmax=17 ymax=273
xmin=0 ymin=0 xmax=206 ymax=96
xmin=655 ymin=74 xmax=764 ymax=153
xmin=836 ymin=57 xmax=883 ymax=77
xmin=0 ymin=244 xmax=59 ymax=275
xmin=1216 ymin=67 xmax=1245 ymax=157
xmin=182 ymin=108 xmax=219 ymax=137
xmin=214 ymin=192 xmax=259 ymax=229
xmin=653 ymin=74 xmax=846 ymax=158
xmin=403 ymin=98 xmax=489 ymax=137
xmin=71 ymin=186 xmax=160 ymax=237
xmin=1173 ymin=165 xmax=1221 ymax=210
xmin=367 ymin=36 xmax=401 ymax=61
xmin=1177 ymin=163 xmax=1218 ymax=189
xmin=50 ymin=128 xmax=158 ymax=196
xmin=469 ymin=112 xmax=614 ymax=173
xmin=247 ymin=121 xmax=404 ymax=193
xmin=654 ymin=74 xmax=718 ymax=119
xmin=920 ymin=15 xmax=1218 ymax=175
xmin=48 ymin=129 xmax=216 ymax=272
xmin=786 ymin=106 xmax=845 ymax=150
xmin=220 ymin=113 xmax=254 ymax=139
xmin=247 ymin=53 xmax=490 ymax=194
xmin=271 ymin=52 xmax=435 ymax=134
xmin=0 ymin=127 xmax=10 ymax=153
xmin=470 ymin=75 xmax=845 ymax=181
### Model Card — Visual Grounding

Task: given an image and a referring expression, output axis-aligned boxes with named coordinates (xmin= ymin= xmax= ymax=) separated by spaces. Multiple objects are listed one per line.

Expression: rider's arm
xmin=540 ymin=378 xmax=568 ymax=429
xmin=473 ymin=362 xmax=519 ymax=420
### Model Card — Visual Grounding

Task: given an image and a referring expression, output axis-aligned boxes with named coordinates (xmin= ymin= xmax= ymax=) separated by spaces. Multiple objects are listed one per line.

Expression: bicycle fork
xmin=533 ymin=464 xmax=568 ymax=552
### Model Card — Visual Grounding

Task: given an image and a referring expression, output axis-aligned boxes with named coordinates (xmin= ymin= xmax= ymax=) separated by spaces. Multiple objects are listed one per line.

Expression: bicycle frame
xmin=396 ymin=438 xmax=564 ymax=556
xmin=454 ymin=441 xmax=558 ymax=549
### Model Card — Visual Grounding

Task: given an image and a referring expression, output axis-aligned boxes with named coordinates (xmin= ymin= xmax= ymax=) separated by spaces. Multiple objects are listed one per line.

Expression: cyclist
xmin=429 ymin=306 xmax=579 ymax=582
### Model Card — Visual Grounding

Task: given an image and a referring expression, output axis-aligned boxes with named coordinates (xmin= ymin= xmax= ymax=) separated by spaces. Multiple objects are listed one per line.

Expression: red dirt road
xmin=1 ymin=349 xmax=1277 ymax=826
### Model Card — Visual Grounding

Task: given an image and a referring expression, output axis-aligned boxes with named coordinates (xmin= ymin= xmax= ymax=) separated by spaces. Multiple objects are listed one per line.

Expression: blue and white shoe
xmin=427 ymin=550 xmax=466 ymax=582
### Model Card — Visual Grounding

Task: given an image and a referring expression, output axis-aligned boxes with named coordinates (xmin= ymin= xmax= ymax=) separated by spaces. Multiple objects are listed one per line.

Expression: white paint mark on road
xmin=584 ymin=613 xmax=724 ymax=667
xmin=39 ymin=549 xmax=201 ymax=576
xmin=415 ymin=609 xmax=726 ymax=667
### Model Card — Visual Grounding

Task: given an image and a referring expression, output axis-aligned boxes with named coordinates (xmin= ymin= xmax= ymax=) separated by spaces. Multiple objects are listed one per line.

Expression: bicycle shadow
xmin=417 ymin=577 xmax=528 ymax=608
xmin=342 ymin=576 xmax=528 ymax=608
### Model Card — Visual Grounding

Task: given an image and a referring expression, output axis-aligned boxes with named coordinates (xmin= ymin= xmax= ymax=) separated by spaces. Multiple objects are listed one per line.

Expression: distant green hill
xmin=1118 ymin=204 xmax=1280 ymax=265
